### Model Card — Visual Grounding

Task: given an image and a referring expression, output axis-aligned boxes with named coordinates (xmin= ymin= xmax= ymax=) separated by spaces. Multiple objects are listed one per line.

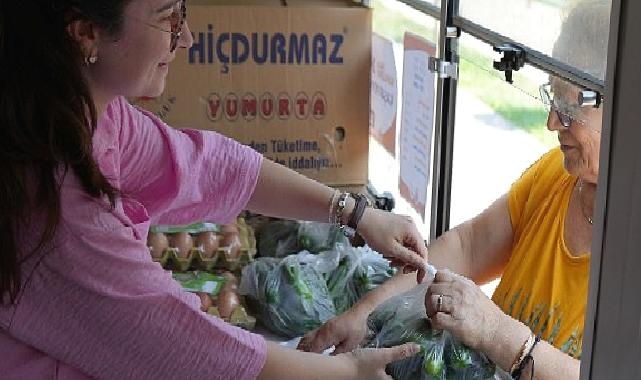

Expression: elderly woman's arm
xmin=487 ymin=317 xmax=580 ymax=380
xmin=298 ymin=195 xmax=515 ymax=353
xmin=427 ymin=270 xmax=579 ymax=380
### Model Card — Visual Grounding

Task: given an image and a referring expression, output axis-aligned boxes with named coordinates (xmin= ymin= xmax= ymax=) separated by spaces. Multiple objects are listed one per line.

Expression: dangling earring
xmin=85 ymin=54 xmax=98 ymax=66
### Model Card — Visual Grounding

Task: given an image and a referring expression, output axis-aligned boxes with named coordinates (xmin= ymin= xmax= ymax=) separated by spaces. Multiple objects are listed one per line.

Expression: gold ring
xmin=436 ymin=294 xmax=443 ymax=312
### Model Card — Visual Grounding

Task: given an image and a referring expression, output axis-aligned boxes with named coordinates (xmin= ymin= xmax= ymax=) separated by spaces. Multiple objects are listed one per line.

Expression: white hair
xmin=553 ymin=0 xmax=611 ymax=79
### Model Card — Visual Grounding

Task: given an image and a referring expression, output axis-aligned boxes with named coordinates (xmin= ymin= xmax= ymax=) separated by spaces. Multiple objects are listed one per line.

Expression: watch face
xmin=341 ymin=226 xmax=355 ymax=238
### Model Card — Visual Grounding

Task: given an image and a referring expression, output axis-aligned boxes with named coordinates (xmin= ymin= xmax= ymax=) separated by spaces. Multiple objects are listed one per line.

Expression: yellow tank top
xmin=491 ymin=148 xmax=589 ymax=359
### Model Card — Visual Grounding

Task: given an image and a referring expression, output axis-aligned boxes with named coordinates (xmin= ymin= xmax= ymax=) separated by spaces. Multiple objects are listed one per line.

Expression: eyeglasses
xmin=539 ymin=83 xmax=586 ymax=128
xmin=142 ymin=0 xmax=187 ymax=53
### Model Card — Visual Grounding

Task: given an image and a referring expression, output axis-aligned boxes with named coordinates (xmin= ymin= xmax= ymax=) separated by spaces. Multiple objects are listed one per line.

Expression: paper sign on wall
xmin=370 ymin=33 xmax=398 ymax=157
xmin=399 ymin=32 xmax=437 ymax=220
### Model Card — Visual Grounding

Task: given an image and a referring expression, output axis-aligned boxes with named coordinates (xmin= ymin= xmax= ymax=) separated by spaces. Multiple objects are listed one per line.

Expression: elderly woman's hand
xmin=358 ymin=208 xmax=429 ymax=282
xmin=425 ymin=270 xmax=502 ymax=352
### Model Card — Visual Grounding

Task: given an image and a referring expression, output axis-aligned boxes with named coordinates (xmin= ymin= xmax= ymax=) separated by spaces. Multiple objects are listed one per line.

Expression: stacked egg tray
xmin=173 ymin=271 xmax=256 ymax=330
xmin=148 ymin=218 xmax=257 ymax=273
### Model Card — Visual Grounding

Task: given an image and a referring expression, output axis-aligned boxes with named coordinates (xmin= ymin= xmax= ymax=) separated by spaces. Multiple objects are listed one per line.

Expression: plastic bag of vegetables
xmin=353 ymin=246 xmax=397 ymax=295
xmin=239 ymin=251 xmax=339 ymax=338
xmin=257 ymin=220 xmax=350 ymax=258
xmin=256 ymin=220 xmax=301 ymax=258
xmin=297 ymin=222 xmax=350 ymax=253
xmin=326 ymin=245 xmax=396 ymax=314
xmin=365 ymin=282 xmax=500 ymax=380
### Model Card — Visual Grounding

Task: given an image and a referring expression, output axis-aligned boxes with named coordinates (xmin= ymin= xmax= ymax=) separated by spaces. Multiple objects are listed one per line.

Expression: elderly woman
xmin=0 ymin=0 xmax=429 ymax=379
xmin=299 ymin=3 xmax=609 ymax=379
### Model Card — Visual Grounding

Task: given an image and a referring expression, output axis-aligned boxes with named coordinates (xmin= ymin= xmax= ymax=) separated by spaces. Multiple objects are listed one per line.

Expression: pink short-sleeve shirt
xmin=0 ymin=97 xmax=267 ymax=380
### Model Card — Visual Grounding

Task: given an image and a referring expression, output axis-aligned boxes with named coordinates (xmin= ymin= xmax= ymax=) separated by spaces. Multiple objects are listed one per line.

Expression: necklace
xmin=577 ymin=179 xmax=594 ymax=225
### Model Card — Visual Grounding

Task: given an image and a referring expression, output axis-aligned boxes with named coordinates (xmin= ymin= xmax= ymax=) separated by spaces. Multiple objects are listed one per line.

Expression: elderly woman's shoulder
xmin=518 ymin=147 xmax=568 ymax=187
xmin=532 ymin=147 xmax=570 ymax=184
xmin=543 ymin=146 xmax=565 ymax=168
xmin=539 ymin=147 xmax=563 ymax=165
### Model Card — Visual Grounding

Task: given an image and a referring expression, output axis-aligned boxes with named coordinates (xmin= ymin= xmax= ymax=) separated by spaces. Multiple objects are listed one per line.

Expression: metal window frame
xmin=580 ymin=0 xmax=641 ymax=377
xmin=452 ymin=16 xmax=605 ymax=93
xmin=393 ymin=0 xmax=441 ymax=20
xmin=427 ymin=0 xmax=458 ymax=238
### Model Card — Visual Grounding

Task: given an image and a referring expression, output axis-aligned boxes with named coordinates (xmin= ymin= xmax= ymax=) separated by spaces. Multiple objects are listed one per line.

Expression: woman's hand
xmin=358 ymin=208 xmax=429 ymax=282
xmin=260 ymin=340 xmax=420 ymax=380
xmin=335 ymin=343 xmax=421 ymax=380
xmin=297 ymin=305 xmax=370 ymax=354
xmin=425 ymin=269 xmax=502 ymax=352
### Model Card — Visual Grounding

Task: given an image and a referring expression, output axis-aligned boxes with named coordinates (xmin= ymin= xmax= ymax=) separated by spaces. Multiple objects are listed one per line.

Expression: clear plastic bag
xmin=354 ymin=246 xmax=397 ymax=297
xmin=365 ymin=281 xmax=499 ymax=380
xmin=390 ymin=329 xmax=448 ymax=380
xmin=257 ymin=220 xmax=301 ymax=258
xmin=326 ymin=245 xmax=395 ymax=314
xmin=297 ymin=222 xmax=350 ymax=253
xmin=239 ymin=251 xmax=339 ymax=338
xmin=257 ymin=220 xmax=350 ymax=258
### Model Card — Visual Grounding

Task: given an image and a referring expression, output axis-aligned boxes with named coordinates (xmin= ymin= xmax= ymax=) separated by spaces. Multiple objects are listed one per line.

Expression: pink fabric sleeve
xmin=113 ymin=97 xmax=263 ymax=225
xmin=8 ymin=195 xmax=266 ymax=380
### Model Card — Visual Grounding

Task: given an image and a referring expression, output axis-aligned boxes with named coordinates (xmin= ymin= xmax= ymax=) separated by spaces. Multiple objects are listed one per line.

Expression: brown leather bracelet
xmin=347 ymin=194 xmax=369 ymax=232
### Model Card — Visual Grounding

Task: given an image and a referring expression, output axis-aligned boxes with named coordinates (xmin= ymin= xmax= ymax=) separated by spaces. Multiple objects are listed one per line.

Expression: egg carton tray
xmin=151 ymin=218 xmax=257 ymax=272
xmin=154 ymin=246 xmax=256 ymax=272
xmin=206 ymin=304 xmax=256 ymax=331
xmin=173 ymin=271 xmax=257 ymax=330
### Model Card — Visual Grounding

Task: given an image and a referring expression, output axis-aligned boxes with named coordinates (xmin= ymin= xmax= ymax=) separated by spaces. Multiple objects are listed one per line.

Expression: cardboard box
xmin=135 ymin=0 xmax=372 ymax=187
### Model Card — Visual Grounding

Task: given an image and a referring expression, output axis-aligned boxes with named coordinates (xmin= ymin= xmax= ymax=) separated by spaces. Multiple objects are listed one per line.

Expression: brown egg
xmin=196 ymin=292 xmax=213 ymax=312
xmin=228 ymin=246 xmax=242 ymax=261
xmin=221 ymin=271 xmax=238 ymax=285
xmin=169 ymin=232 xmax=194 ymax=258
xmin=221 ymin=271 xmax=238 ymax=292
xmin=195 ymin=231 xmax=220 ymax=258
xmin=221 ymin=234 xmax=241 ymax=260
xmin=223 ymin=282 xmax=238 ymax=292
xmin=220 ymin=224 xmax=239 ymax=236
xmin=147 ymin=232 xmax=169 ymax=259
xmin=221 ymin=232 xmax=241 ymax=248
xmin=216 ymin=289 xmax=240 ymax=319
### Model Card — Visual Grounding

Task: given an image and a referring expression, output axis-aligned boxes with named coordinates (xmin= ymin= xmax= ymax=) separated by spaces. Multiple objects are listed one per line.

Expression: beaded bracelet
xmin=334 ymin=192 xmax=350 ymax=225
xmin=328 ymin=190 xmax=340 ymax=224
